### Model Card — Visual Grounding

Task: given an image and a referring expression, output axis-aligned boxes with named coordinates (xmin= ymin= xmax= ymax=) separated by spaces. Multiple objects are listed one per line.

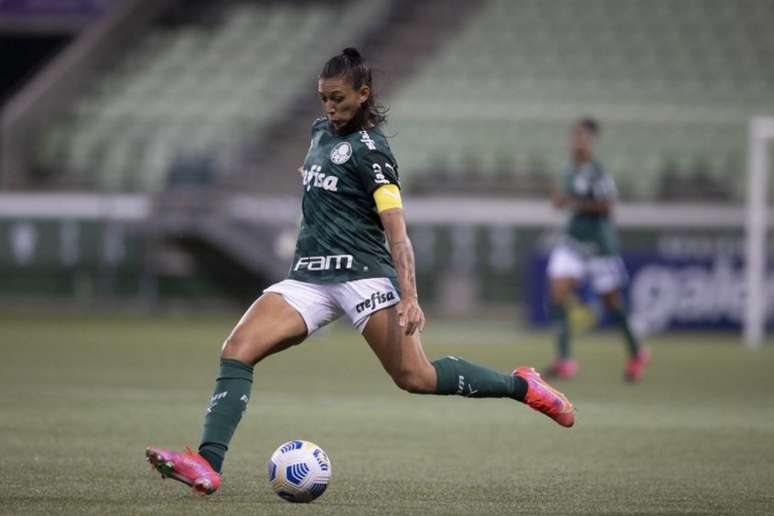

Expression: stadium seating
xmin=387 ymin=0 xmax=774 ymax=200
xmin=35 ymin=0 xmax=774 ymax=200
xmin=38 ymin=0 xmax=389 ymax=192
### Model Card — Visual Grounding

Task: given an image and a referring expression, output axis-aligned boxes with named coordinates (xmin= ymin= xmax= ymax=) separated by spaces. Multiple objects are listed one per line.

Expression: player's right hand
xmin=397 ymin=297 xmax=425 ymax=336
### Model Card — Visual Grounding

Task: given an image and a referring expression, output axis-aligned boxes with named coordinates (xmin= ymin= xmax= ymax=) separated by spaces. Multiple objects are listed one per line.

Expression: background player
xmin=145 ymin=48 xmax=575 ymax=496
xmin=545 ymin=118 xmax=650 ymax=381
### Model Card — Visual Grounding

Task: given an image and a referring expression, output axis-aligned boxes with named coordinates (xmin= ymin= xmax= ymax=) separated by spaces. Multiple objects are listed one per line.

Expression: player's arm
xmin=376 ymin=185 xmax=425 ymax=335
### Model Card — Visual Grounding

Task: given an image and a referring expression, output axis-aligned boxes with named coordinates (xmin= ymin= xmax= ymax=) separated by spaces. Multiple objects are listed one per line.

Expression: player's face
xmin=571 ymin=125 xmax=594 ymax=159
xmin=318 ymin=77 xmax=369 ymax=130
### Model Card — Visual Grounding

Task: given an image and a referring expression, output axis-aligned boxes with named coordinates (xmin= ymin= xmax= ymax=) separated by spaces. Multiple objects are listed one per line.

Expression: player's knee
xmin=392 ymin=368 xmax=435 ymax=394
xmin=220 ymin=333 xmax=254 ymax=361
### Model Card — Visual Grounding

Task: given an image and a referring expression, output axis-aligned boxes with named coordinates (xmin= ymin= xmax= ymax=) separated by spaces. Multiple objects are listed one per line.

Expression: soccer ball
xmin=267 ymin=440 xmax=331 ymax=503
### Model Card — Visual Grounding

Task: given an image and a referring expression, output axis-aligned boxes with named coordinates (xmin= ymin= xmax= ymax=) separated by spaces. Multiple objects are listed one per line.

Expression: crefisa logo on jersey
xmin=330 ymin=142 xmax=352 ymax=165
xmin=303 ymin=164 xmax=339 ymax=192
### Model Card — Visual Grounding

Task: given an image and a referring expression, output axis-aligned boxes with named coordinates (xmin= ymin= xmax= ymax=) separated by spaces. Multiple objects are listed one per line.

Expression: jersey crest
xmin=329 ymin=142 xmax=352 ymax=164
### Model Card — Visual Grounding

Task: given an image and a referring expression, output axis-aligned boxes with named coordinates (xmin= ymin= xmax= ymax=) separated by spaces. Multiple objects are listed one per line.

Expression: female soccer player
xmin=544 ymin=118 xmax=650 ymax=381
xmin=146 ymin=48 xmax=575 ymax=495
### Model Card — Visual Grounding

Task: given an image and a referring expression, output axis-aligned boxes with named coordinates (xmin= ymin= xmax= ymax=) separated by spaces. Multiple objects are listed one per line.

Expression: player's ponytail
xmin=320 ymin=47 xmax=388 ymax=130
xmin=341 ymin=47 xmax=363 ymax=64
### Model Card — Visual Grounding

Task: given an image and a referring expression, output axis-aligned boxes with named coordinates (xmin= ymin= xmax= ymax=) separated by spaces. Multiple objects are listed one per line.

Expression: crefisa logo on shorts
xmin=356 ymin=291 xmax=396 ymax=313
xmin=330 ymin=142 xmax=352 ymax=164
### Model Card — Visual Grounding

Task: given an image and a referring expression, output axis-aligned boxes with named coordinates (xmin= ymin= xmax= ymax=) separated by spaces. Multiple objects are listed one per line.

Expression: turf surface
xmin=1 ymin=312 xmax=773 ymax=515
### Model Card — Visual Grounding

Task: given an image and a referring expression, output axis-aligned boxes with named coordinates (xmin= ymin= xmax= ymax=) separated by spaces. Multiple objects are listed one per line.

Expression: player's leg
xmin=148 ymin=280 xmax=339 ymax=494
xmin=545 ymin=280 xmax=582 ymax=377
xmin=197 ymin=292 xmax=309 ymax=472
xmin=146 ymin=293 xmax=307 ymax=494
xmin=599 ymin=289 xmax=638 ymax=357
xmin=361 ymin=307 xmax=574 ymax=427
xmin=545 ymin=246 xmax=587 ymax=379
xmin=591 ymin=256 xmax=650 ymax=381
xmin=550 ymin=275 xmax=577 ymax=363
xmin=599 ymin=289 xmax=650 ymax=381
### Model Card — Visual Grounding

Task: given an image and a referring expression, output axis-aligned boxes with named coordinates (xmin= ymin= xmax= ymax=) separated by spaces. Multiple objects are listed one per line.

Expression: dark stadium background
xmin=1 ymin=1 xmax=773 ymax=514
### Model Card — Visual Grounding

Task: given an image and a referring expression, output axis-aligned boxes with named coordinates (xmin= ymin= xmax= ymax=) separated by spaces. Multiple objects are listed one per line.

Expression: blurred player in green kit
xmin=545 ymin=118 xmax=650 ymax=382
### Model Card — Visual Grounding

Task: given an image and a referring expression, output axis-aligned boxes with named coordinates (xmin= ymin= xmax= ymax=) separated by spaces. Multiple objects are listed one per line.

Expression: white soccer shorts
xmin=263 ymin=277 xmax=400 ymax=335
xmin=547 ymin=245 xmax=628 ymax=294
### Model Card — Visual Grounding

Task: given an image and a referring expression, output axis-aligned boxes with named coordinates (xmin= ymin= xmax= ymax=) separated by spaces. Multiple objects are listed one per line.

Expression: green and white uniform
xmin=265 ymin=118 xmax=402 ymax=334
xmin=547 ymin=159 xmax=627 ymax=293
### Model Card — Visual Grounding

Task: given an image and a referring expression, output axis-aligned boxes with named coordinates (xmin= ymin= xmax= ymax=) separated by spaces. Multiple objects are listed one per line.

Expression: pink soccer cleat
xmin=542 ymin=358 xmax=579 ymax=380
xmin=146 ymin=446 xmax=221 ymax=495
xmin=514 ymin=367 xmax=575 ymax=428
xmin=624 ymin=347 xmax=651 ymax=382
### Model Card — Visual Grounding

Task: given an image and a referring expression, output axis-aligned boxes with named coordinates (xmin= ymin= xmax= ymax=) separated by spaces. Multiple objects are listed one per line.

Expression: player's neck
xmin=572 ymin=153 xmax=592 ymax=166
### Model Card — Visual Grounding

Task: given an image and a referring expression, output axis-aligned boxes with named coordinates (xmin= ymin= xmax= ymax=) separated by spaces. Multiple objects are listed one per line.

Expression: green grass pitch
xmin=1 ymin=312 xmax=773 ymax=515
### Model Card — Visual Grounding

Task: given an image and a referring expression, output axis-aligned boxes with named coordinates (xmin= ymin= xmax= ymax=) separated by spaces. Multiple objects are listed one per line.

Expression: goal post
xmin=744 ymin=117 xmax=774 ymax=349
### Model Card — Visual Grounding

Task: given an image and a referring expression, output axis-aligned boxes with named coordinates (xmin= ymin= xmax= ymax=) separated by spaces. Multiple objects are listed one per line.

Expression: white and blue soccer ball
xmin=268 ymin=440 xmax=331 ymax=503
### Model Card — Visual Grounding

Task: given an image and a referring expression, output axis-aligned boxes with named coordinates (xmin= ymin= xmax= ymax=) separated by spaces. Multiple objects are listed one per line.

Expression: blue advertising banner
xmin=528 ymin=254 xmax=767 ymax=332
xmin=0 ymin=0 xmax=113 ymax=16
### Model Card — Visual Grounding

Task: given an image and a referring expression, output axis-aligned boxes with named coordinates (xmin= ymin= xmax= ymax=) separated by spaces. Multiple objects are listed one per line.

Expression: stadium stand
xmin=25 ymin=0 xmax=774 ymax=200
xmin=243 ymin=0 xmax=484 ymax=195
xmin=387 ymin=0 xmax=774 ymax=200
xmin=35 ymin=0 xmax=389 ymax=192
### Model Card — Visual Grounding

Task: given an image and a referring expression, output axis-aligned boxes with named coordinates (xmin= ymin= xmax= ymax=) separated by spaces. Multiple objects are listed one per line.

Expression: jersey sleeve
xmin=354 ymin=137 xmax=400 ymax=195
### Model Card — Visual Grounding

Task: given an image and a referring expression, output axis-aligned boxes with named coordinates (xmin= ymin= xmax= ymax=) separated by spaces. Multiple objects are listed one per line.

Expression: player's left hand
xmin=397 ymin=297 xmax=425 ymax=336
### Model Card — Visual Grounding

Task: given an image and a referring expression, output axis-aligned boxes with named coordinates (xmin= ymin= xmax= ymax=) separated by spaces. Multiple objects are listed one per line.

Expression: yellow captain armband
xmin=373 ymin=184 xmax=403 ymax=213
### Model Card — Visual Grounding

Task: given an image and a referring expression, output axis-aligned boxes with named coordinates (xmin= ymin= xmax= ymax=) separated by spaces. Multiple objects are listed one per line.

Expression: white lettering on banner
xmin=629 ymin=256 xmax=774 ymax=335
xmin=11 ymin=222 xmax=37 ymax=266
xmin=657 ymin=235 xmax=744 ymax=259
xmin=294 ymin=254 xmax=354 ymax=272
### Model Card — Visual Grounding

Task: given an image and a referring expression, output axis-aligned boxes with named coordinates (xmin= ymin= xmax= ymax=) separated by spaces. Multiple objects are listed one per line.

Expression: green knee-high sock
xmin=609 ymin=305 xmax=640 ymax=358
xmin=198 ymin=358 xmax=253 ymax=472
xmin=431 ymin=356 xmax=527 ymax=400
xmin=551 ymin=303 xmax=571 ymax=359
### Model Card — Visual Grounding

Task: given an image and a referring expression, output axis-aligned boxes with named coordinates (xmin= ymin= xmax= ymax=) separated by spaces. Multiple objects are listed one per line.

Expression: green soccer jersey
xmin=561 ymin=159 xmax=620 ymax=256
xmin=288 ymin=118 xmax=400 ymax=284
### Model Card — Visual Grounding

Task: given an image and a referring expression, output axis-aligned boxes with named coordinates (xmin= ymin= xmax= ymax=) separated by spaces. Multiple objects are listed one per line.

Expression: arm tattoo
xmin=390 ymin=239 xmax=418 ymax=299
